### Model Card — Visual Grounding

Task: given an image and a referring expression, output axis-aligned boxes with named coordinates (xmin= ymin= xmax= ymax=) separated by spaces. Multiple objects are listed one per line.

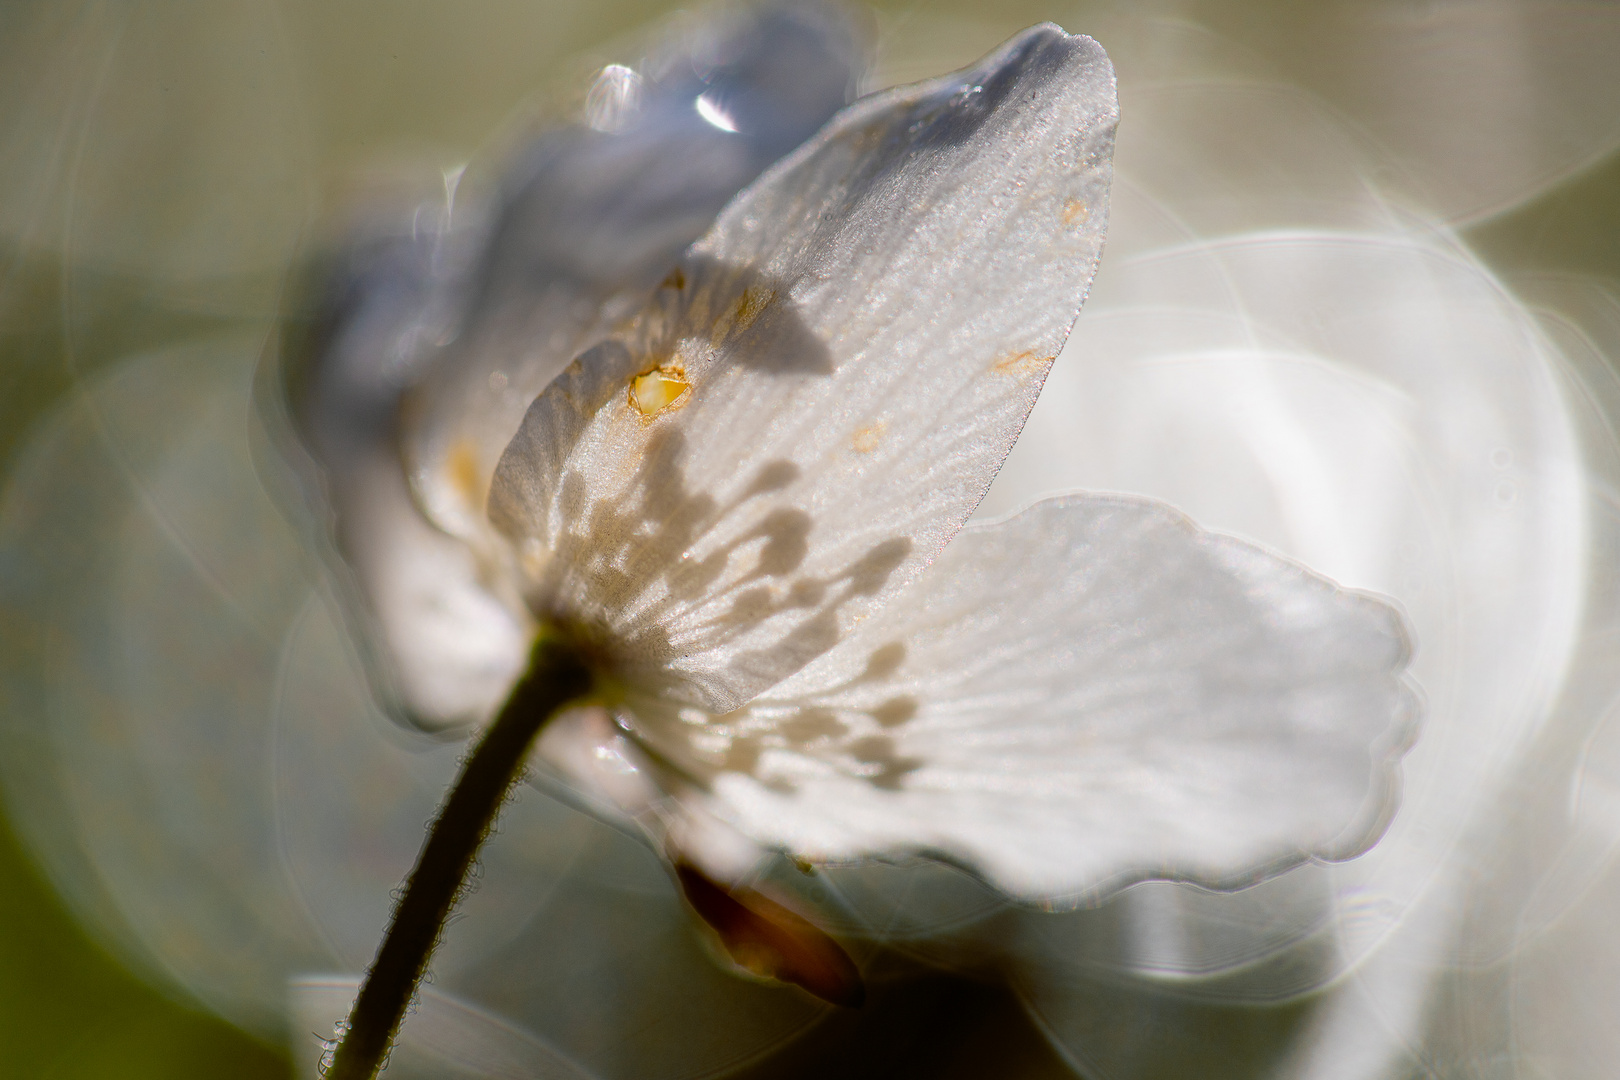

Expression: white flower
xmin=334 ymin=20 xmax=1413 ymax=917
xmin=272 ymin=20 xmax=1427 ymax=1047
xmin=270 ymin=11 xmax=1423 ymax=1070
xmin=4 ymin=2 xmax=1617 ymax=1078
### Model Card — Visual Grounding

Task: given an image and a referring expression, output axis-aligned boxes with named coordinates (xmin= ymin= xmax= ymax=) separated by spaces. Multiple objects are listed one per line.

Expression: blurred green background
xmin=1 ymin=0 xmax=1616 ymax=1076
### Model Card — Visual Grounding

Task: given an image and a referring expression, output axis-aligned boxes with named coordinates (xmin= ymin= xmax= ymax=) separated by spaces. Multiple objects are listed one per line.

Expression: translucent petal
xmin=658 ymin=495 xmax=1415 ymax=903
xmin=403 ymin=0 xmax=868 ymax=544
xmin=274 ymin=553 xmax=837 ymax=1080
xmin=289 ymin=4 xmax=868 ymax=726
xmin=0 ymin=336 xmax=831 ymax=1077
xmin=282 ymin=220 xmax=532 ymax=728
xmin=489 ymin=25 xmax=1117 ymax=712
xmin=989 ymin=227 xmax=1587 ymax=1071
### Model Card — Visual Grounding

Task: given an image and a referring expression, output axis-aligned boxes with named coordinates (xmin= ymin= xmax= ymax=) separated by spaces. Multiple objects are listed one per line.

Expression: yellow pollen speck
xmin=992 ymin=350 xmax=1054 ymax=376
xmin=1062 ymin=199 xmax=1089 ymax=226
xmin=851 ymin=421 xmax=885 ymax=453
xmin=629 ymin=366 xmax=691 ymax=417
xmin=447 ymin=439 xmax=484 ymax=508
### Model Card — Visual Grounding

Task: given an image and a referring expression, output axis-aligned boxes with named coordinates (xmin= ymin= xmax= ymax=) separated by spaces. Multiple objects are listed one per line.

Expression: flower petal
xmin=668 ymin=494 xmax=1416 ymax=903
xmin=284 ymin=222 xmax=532 ymax=728
xmin=288 ymin=3 xmax=865 ymax=725
xmin=0 ymin=336 xmax=830 ymax=1078
xmin=403 ymin=0 xmax=867 ymax=543
xmin=489 ymin=25 xmax=1117 ymax=712
xmin=986 ymin=230 xmax=1589 ymax=1069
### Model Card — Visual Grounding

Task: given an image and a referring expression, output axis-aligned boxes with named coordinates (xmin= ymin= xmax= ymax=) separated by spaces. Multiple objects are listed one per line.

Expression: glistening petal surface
xmin=490 ymin=26 xmax=1117 ymax=712
xmin=287 ymin=1 xmax=866 ymax=726
xmin=405 ymin=0 xmax=866 ymax=544
xmin=675 ymin=495 xmax=1416 ymax=903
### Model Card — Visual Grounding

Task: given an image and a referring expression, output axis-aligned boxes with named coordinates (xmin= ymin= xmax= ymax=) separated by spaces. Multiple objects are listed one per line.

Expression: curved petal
xmin=287 ymin=3 xmax=867 ymax=725
xmin=403 ymin=0 xmax=868 ymax=543
xmin=281 ymin=220 xmax=532 ymax=728
xmin=989 ymin=228 xmax=1587 ymax=1069
xmin=0 ymin=336 xmax=832 ymax=1079
xmin=648 ymin=494 xmax=1416 ymax=904
xmin=490 ymin=25 xmax=1117 ymax=712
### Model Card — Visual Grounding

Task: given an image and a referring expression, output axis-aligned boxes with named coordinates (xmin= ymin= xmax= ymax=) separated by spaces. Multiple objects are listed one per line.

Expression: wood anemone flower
xmin=300 ymin=18 xmax=1418 ymax=1080
xmin=483 ymin=22 xmax=1414 ymax=910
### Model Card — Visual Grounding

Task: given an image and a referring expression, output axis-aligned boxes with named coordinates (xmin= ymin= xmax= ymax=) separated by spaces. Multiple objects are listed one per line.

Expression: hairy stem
xmin=325 ymin=637 xmax=591 ymax=1080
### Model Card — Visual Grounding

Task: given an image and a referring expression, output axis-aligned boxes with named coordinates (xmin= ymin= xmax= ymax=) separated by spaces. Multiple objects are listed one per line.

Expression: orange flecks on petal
xmin=711 ymin=285 xmax=776 ymax=346
xmin=851 ymin=421 xmax=886 ymax=454
xmin=734 ymin=286 xmax=775 ymax=332
xmin=447 ymin=438 xmax=485 ymax=509
xmin=675 ymin=862 xmax=864 ymax=1008
xmin=1062 ymin=198 xmax=1090 ymax=226
xmin=629 ymin=365 xmax=692 ymax=418
xmin=992 ymin=350 xmax=1054 ymax=376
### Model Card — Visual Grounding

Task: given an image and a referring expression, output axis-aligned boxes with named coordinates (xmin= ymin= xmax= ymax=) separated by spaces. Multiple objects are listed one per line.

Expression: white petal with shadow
xmin=491 ymin=25 xmax=1117 ymax=712
xmin=287 ymin=1 xmax=868 ymax=728
xmin=403 ymin=0 xmax=868 ymax=544
xmin=682 ymin=495 xmax=1415 ymax=903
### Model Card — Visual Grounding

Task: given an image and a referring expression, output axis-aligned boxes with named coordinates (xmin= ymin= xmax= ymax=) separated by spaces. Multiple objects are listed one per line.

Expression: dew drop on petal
xmin=695 ymin=92 xmax=740 ymax=133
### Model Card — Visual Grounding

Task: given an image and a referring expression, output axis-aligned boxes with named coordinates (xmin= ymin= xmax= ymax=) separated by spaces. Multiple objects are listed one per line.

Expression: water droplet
xmin=584 ymin=64 xmax=644 ymax=133
xmin=695 ymin=92 xmax=739 ymax=133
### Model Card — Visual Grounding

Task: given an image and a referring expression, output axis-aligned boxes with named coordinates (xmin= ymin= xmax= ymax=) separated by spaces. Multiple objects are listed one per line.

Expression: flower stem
xmin=324 ymin=636 xmax=591 ymax=1080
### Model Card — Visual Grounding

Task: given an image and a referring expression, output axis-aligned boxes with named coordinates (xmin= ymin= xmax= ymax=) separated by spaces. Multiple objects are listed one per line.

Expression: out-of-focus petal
xmin=990 ymin=226 xmax=1586 ymax=1074
xmin=0 ymin=338 xmax=831 ymax=1080
xmin=490 ymin=26 xmax=1116 ymax=713
xmin=282 ymin=218 xmax=532 ymax=728
xmin=403 ymin=0 xmax=868 ymax=544
xmin=656 ymin=495 xmax=1414 ymax=903
xmin=288 ymin=2 xmax=868 ymax=726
